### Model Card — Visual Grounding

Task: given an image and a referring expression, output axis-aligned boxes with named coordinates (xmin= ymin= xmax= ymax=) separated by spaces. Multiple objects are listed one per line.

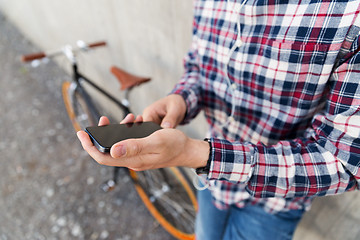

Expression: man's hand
xmin=76 ymin=114 xmax=209 ymax=171
xmin=143 ymin=94 xmax=187 ymax=128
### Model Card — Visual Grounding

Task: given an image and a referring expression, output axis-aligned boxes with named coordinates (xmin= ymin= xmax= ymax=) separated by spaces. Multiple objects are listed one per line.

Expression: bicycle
xmin=21 ymin=40 xmax=198 ymax=240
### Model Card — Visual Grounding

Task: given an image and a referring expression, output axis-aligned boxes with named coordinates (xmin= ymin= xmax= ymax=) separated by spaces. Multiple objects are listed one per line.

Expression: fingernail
xmin=113 ymin=145 xmax=126 ymax=158
xmin=161 ymin=122 xmax=171 ymax=128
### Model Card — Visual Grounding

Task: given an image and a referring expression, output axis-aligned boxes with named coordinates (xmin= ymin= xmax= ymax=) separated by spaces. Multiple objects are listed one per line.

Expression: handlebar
xmin=88 ymin=41 xmax=106 ymax=48
xmin=21 ymin=52 xmax=46 ymax=62
xmin=21 ymin=40 xmax=107 ymax=62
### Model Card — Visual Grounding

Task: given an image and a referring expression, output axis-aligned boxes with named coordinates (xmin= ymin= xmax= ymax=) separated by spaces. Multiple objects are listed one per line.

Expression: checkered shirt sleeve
xmin=172 ymin=0 xmax=360 ymax=202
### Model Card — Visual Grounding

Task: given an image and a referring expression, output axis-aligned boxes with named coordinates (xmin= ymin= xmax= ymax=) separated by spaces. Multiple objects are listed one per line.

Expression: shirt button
xmin=236 ymin=39 xmax=243 ymax=47
xmin=231 ymin=83 xmax=237 ymax=90
xmin=228 ymin=116 xmax=235 ymax=122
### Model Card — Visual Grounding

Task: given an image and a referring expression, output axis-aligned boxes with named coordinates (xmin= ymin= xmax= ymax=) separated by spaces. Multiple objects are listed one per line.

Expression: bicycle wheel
xmin=129 ymin=167 xmax=198 ymax=240
xmin=64 ymin=81 xmax=198 ymax=239
xmin=62 ymin=81 xmax=97 ymax=131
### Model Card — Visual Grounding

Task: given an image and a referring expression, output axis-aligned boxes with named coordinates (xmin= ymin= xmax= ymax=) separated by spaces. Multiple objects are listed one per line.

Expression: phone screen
xmin=85 ymin=122 xmax=162 ymax=153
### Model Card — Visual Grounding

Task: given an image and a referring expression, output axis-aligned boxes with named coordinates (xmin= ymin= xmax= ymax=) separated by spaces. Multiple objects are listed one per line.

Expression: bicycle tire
xmin=129 ymin=167 xmax=198 ymax=240
xmin=63 ymin=81 xmax=198 ymax=239
xmin=62 ymin=81 xmax=98 ymax=131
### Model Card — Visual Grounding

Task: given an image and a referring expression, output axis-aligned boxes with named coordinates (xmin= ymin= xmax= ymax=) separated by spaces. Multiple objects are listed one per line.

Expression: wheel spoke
xmin=133 ymin=168 xmax=196 ymax=234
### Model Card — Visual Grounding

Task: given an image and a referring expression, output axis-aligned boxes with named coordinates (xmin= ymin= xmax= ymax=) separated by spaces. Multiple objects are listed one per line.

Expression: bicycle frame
xmin=22 ymin=41 xmax=198 ymax=240
xmin=70 ymin=55 xmax=131 ymax=122
xmin=69 ymin=52 xmax=134 ymax=189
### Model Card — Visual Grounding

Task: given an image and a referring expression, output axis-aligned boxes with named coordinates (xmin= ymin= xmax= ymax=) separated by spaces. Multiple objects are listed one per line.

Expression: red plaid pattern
xmin=172 ymin=0 xmax=360 ymax=212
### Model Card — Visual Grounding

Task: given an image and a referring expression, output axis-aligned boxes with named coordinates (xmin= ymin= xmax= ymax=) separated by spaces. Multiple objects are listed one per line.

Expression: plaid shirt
xmin=172 ymin=0 xmax=360 ymax=213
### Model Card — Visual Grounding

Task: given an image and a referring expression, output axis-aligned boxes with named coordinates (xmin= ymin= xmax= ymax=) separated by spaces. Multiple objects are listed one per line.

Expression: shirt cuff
xmin=207 ymin=138 xmax=256 ymax=183
xmin=170 ymin=87 xmax=201 ymax=124
xmin=195 ymin=138 xmax=212 ymax=175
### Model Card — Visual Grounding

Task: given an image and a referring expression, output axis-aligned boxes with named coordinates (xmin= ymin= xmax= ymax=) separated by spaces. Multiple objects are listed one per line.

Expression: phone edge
xmin=85 ymin=128 xmax=110 ymax=153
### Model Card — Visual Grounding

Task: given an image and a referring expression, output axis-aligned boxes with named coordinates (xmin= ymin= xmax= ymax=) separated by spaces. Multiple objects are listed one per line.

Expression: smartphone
xmin=85 ymin=122 xmax=162 ymax=153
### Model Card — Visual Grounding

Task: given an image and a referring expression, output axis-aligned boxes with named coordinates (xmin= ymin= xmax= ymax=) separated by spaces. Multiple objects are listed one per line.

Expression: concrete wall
xmin=2 ymin=1 xmax=360 ymax=239
xmin=0 ymin=0 xmax=206 ymax=138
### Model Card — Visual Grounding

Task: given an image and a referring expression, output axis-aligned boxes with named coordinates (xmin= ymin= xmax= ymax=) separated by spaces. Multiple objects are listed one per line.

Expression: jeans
xmin=195 ymin=187 xmax=304 ymax=240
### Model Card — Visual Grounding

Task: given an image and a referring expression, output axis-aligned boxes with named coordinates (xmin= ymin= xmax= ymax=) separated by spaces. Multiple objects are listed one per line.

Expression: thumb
xmin=110 ymin=139 xmax=144 ymax=158
xmin=161 ymin=107 xmax=181 ymax=129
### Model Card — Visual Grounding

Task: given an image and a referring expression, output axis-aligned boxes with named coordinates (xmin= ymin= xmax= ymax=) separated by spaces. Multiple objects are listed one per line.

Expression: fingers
xmin=120 ymin=113 xmax=143 ymax=125
xmin=143 ymin=107 xmax=163 ymax=124
xmin=160 ymin=106 xmax=180 ymax=128
xmin=100 ymin=114 xmax=138 ymax=125
xmin=160 ymin=94 xmax=187 ymax=128
xmin=76 ymin=130 xmax=112 ymax=165
xmin=98 ymin=116 xmax=110 ymax=126
xmin=78 ymin=127 xmax=190 ymax=170
xmin=142 ymin=94 xmax=187 ymax=129
xmin=77 ymin=114 xmax=146 ymax=168
xmin=109 ymin=138 xmax=147 ymax=171
xmin=77 ymin=130 xmax=93 ymax=148
xmin=111 ymin=137 xmax=146 ymax=159
xmin=142 ymin=99 xmax=166 ymax=124
xmin=110 ymin=128 xmax=163 ymax=160
xmin=120 ymin=113 xmax=135 ymax=124
xmin=135 ymin=115 xmax=143 ymax=122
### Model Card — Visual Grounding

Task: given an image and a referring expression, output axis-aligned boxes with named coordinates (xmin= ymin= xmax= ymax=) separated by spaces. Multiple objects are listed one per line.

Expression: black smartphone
xmin=85 ymin=122 xmax=162 ymax=153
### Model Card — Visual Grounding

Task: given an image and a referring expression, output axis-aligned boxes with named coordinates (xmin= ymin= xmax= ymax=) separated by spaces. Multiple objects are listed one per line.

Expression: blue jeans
xmin=196 ymin=188 xmax=304 ymax=240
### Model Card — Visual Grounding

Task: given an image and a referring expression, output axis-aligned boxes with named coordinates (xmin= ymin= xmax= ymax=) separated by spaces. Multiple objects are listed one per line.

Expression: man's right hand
xmin=142 ymin=94 xmax=187 ymax=129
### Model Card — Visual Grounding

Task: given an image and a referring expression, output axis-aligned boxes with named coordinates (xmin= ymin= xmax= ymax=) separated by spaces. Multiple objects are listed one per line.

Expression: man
xmin=77 ymin=0 xmax=360 ymax=239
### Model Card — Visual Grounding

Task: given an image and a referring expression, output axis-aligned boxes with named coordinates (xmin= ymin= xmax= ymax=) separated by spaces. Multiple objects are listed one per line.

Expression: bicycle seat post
xmin=121 ymin=89 xmax=131 ymax=109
